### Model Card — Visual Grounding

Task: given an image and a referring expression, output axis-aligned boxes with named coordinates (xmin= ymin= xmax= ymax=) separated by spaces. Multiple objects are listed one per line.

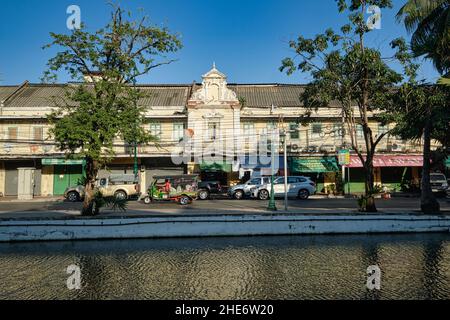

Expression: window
xmin=263 ymin=177 xmax=271 ymax=184
xmin=208 ymin=122 xmax=219 ymax=140
xmin=378 ymin=124 xmax=388 ymax=137
xmin=311 ymin=123 xmax=322 ymax=138
xmin=267 ymin=121 xmax=277 ymax=132
xmin=333 ymin=123 xmax=344 ymax=138
xmin=149 ymin=122 xmax=162 ymax=139
xmin=356 ymin=124 xmax=364 ymax=138
xmin=242 ymin=122 xmax=255 ymax=137
xmin=274 ymin=177 xmax=285 ymax=184
xmin=288 ymin=177 xmax=299 ymax=184
xmin=289 ymin=123 xmax=299 ymax=139
xmin=265 ymin=121 xmax=277 ymax=151
xmin=173 ymin=123 xmax=185 ymax=142
xmin=249 ymin=178 xmax=261 ymax=185
xmin=7 ymin=127 xmax=18 ymax=141
xmin=33 ymin=127 xmax=43 ymax=141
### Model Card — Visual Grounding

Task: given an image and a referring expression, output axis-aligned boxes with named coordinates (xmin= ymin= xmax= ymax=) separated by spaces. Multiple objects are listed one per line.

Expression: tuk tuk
xmin=143 ymin=175 xmax=199 ymax=205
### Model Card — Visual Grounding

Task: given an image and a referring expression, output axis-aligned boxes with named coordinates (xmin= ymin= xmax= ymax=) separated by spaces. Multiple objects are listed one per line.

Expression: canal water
xmin=0 ymin=233 xmax=450 ymax=300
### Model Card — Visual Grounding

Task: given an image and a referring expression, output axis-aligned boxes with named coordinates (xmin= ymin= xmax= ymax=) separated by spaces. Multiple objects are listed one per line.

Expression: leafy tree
xmin=389 ymin=81 xmax=449 ymax=213
xmin=43 ymin=5 xmax=182 ymax=215
xmin=280 ymin=0 xmax=410 ymax=212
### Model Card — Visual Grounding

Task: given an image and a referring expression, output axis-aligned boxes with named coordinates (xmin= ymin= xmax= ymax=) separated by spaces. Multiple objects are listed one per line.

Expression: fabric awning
xmin=200 ymin=162 xmax=232 ymax=172
xmin=347 ymin=155 xmax=423 ymax=168
xmin=290 ymin=157 xmax=339 ymax=173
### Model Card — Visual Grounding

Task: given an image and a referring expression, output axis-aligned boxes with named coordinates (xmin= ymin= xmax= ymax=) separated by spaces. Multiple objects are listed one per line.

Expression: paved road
xmin=0 ymin=196 xmax=449 ymax=219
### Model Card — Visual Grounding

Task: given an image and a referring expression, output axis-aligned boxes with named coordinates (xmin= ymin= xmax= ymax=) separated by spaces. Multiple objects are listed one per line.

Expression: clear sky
xmin=0 ymin=0 xmax=440 ymax=85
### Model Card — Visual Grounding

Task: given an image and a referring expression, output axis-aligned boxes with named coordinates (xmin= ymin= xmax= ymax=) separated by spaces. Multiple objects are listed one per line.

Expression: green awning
xmin=290 ymin=157 xmax=339 ymax=173
xmin=446 ymin=157 xmax=450 ymax=168
xmin=200 ymin=162 xmax=232 ymax=172
xmin=42 ymin=158 xmax=86 ymax=165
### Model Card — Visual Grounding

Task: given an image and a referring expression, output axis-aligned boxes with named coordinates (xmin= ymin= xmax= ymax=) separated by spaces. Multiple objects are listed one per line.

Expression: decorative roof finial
xmin=213 ymin=61 xmax=216 ymax=69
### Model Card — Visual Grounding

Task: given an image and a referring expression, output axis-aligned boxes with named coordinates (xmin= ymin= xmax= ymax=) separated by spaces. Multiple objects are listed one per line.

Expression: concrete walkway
xmin=0 ymin=197 xmax=448 ymax=220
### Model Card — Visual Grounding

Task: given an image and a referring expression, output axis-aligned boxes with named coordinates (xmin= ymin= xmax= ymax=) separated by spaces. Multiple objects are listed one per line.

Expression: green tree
xmin=280 ymin=0 xmax=409 ymax=212
xmin=43 ymin=5 xmax=182 ymax=215
xmin=395 ymin=0 xmax=450 ymax=213
xmin=390 ymin=82 xmax=449 ymax=213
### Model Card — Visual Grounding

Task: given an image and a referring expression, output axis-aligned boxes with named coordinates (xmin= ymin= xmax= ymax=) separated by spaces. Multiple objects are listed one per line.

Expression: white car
xmin=228 ymin=176 xmax=272 ymax=200
xmin=430 ymin=173 xmax=448 ymax=195
xmin=251 ymin=176 xmax=316 ymax=200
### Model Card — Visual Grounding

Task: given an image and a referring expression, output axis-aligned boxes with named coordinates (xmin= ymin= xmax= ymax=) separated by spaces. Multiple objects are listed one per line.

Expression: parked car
xmin=430 ymin=173 xmax=448 ymax=196
xmin=251 ymin=176 xmax=316 ymax=200
xmin=228 ymin=176 xmax=271 ymax=200
xmin=64 ymin=174 xmax=141 ymax=202
xmin=197 ymin=180 xmax=223 ymax=200
xmin=143 ymin=175 xmax=199 ymax=205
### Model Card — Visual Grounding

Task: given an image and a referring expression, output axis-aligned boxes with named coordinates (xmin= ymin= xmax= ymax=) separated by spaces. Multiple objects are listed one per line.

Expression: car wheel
xmin=143 ymin=196 xmax=152 ymax=204
xmin=67 ymin=191 xmax=80 ymax=202
xmin=114 ymin=190 xmax=127 ymax=200
xmin=234 ymin=190 xmax=244 ymax=200
xmin=179 ymin=195 xmax=190 ymax=205
xmin=298 ymin=189 xmax=310 ymax=200
xmin=198 ymin=190 xmax=209 ymax=200
xmin=258 ymin=189 xmax=270 ymax=200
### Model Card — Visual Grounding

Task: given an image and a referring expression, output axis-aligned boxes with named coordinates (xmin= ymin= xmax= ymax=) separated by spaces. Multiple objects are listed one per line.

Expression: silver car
xmin=251 ymin=176 xmax=316 ymax=200
xmin=228 ymin=176 xmax=271 ymax=200
xmin=430 ymin=173 xmax=448 ymax=195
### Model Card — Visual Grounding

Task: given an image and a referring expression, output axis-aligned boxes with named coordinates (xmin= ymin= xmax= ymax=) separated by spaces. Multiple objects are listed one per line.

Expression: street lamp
xmin=267 ymin=128 xmax=277 ymax=211
xmin=280 ymin=130 xmax=288 ymax=211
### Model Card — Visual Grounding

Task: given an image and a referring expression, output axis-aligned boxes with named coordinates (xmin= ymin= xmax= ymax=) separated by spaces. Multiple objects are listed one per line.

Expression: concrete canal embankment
xmin=0 ymin=213 xmax=450 ymax=242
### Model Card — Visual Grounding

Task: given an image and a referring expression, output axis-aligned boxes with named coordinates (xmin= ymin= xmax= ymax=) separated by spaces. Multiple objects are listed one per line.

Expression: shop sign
xmin=42 ymin=158 xmax=86 ymax=165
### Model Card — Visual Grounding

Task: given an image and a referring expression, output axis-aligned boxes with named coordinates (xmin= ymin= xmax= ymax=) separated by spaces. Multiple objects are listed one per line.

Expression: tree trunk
xmin=81 ymin=157 xmax=99 ymax=216
xmin=421 ymin=116 xmax=440 ymax=214
xmin=363 ymin=159 xmax=377 ymax=213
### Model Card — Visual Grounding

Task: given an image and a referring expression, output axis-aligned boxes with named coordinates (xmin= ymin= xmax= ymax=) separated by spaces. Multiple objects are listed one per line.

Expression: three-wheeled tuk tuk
xmin=143 ymin=175 xmax=199 ymax=205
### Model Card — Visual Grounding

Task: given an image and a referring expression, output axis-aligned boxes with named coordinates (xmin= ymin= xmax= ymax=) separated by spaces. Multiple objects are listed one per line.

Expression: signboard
xmin=338 ymin=150 xmax=350 ymax=166
xmin=290 ymin=157 xmax=339 ymax=173
xmin=347 ymin=155 xmax=423 ymax=168
xmin=41 ymin=159 xmax=86 ymax=165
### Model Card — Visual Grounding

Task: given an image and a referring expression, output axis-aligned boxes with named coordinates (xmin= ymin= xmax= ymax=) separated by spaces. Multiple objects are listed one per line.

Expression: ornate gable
xmin=189 ymin=63 xmax=238 ymax=105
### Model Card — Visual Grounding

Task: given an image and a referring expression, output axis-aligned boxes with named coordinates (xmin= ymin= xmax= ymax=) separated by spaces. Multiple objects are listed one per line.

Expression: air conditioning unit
xmin=319 ymin=145 xmax=336 ymax=153
xmin=304 ymin=145 xmax=319 ymax=153
xmin=288 ymin=143 xmax=301 ymax=153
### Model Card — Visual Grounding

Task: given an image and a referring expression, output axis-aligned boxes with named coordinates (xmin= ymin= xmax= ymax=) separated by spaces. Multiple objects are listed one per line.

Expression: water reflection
xmin=0 ymin=234 xmax=449 ymax=300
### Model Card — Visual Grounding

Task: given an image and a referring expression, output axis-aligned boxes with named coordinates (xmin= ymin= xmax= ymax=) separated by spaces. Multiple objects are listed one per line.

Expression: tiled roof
xmin=2 ymin=85 xmax=67 ymax=108
xmin=0 ymin=83 xmax=310 ymax=108
xmin=0 ymin=86 xmax=21 ymax=102
xmin=0 ymin=84 xmax=192 ymax=108
xmin=229 ymin=84 xmax=305 ymax=107
xmin=137 ymin=86 xmax=191 ymax=106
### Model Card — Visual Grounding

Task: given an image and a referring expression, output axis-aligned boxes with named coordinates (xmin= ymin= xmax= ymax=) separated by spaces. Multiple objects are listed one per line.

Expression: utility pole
xmin=267 ymin=127 xmax=277 ymax=211
xmin=279 ymin=115 xmax=288 ymax=211
xmin=282 ymin=129 xmax=288 ymax=211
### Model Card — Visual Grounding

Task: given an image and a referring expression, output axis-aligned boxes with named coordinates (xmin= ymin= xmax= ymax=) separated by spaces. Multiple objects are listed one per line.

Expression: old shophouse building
xmin=0 ymin=65 xmax=432 ymax=197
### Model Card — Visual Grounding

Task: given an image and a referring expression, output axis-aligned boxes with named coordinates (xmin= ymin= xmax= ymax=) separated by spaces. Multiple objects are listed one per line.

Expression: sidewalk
xmin=0 ymin=196 xmax=64 ymax=203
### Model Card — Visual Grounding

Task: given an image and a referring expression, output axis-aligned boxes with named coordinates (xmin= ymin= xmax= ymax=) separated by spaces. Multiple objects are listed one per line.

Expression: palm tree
xmin=397 ymin=0 xmax=449 ymax=76
xmin=397 ymin=1 xmax=449 ymax=213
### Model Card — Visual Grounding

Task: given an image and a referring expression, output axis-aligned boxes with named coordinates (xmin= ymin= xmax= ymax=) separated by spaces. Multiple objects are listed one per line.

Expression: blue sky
xmin=0 ymin=0 xmax=440 ymax=85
